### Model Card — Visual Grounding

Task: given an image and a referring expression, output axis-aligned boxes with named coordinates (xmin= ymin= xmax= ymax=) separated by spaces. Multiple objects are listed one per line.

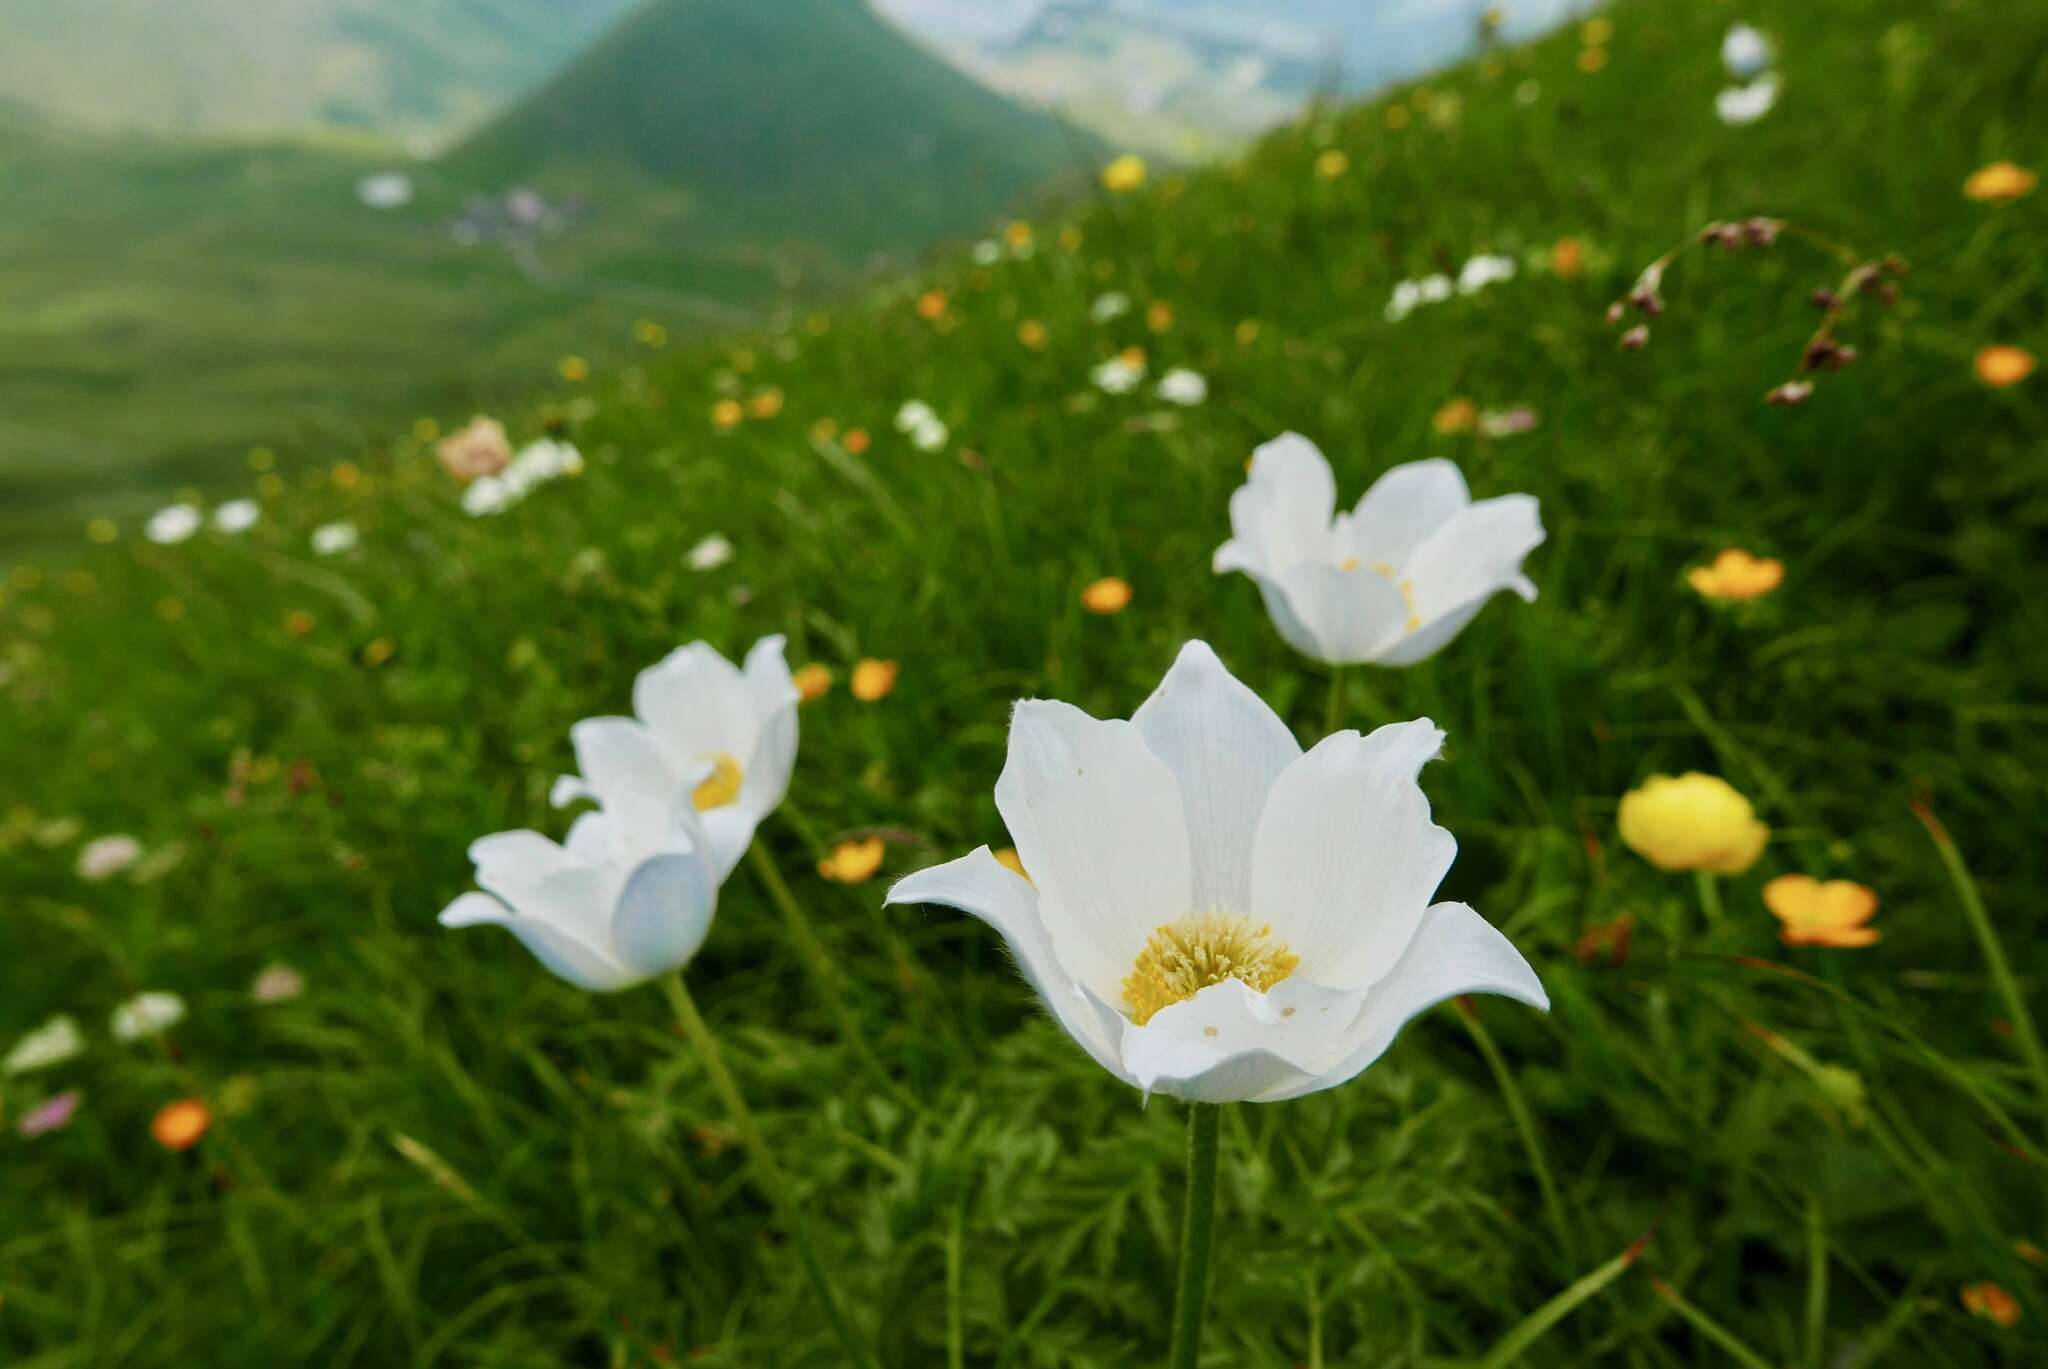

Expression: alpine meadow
xmin=3 ymin=0 xmax=2046 ymax=1365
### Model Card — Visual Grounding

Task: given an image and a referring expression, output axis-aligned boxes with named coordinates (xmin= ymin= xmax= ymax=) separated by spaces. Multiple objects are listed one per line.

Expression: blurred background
xmin=0 ymin=0 xmax=1581 ymax=556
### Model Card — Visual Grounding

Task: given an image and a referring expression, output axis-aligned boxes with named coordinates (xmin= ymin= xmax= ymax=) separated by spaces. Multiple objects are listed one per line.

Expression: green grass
xmin=3 ymin=0 xmax=2047 ymax=1363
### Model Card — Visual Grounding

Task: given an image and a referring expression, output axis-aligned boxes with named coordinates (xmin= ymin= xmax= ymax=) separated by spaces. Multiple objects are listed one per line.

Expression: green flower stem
xmin=660 ymin=972 xmax=875 ymax=1369
xmin=1169 ymin=1102 xmax=1222 ymax=1369
xmin=746 ymin=839 xmax=919 ymax=1111
xmin=1694 ymin=869 xmax=1725 ymax=930
xmin=1324 ymin=665 xmax=1349 ymax=736
xmin=1913 ymin=803 xmax=2048 ymax=1132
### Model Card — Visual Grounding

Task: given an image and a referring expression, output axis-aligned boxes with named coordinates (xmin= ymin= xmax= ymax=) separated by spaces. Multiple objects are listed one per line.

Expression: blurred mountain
xmin=449 ymin=0 xmax=1098 ymax=266
xmin=873 ymin=0 xmax=1587 ymax=153
xmin=0 ymin=0 xmax=641 ymax=147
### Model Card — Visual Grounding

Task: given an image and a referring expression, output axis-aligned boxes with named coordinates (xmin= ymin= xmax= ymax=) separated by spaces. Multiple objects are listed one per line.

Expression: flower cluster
xmin=1385 ymin=253 xmax=1518 ymax=322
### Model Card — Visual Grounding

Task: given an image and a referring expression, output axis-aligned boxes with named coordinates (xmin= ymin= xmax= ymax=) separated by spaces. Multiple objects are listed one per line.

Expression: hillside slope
xmin=2 ymin=0 xmax=2045 ymax=1364
xmin=449 ymin=0 xmax=1099 ymax=263
xmin=0 ymin=0 xmax=641 ymax=145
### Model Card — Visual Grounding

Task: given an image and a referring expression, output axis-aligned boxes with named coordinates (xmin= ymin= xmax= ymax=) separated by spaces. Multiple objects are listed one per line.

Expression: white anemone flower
xmin=311 ymin=522 xmax=359 ymax=556
xmin=1090 ymin=291 xmax=1132 ymax=323
xmin=1092 ymin=355 xmax=1146 ymax=394
xmin=1214 ymin=433 xmax=1543 ymax=667
xmin=440 ymin=800 xmax=717 ymax=992
xmin=1721 ymin=23 xmax=1771 ymax=78
xmin=462 ymin=475 xmax=514 ymax=517
xmin=687 ymin=534 xmax=735 ymax=571
xmin=111 ymin=991 xmax=186 ymax=1042
xmin=887 ymin=642 xmax=1546 ymax=1102
xmin=5 ymin=1015 xmax=86 ymax=1075
xmin=1457 ymin=254 xmax=1518 ymax=295
xmin=1715 ymin=73 xmax=1779 ymax=126
xmin=1157 ymin=368 xmax=1209 ymax=406
xmin=76 ymin=833 xmax=144 ymax=881
xmin=146 ymin=504 xmax=201 ymax=545
xmin=551 ymin=636 xmax=800 ymax=883
xmin=213 ymin=499 xmax=260 ymax=534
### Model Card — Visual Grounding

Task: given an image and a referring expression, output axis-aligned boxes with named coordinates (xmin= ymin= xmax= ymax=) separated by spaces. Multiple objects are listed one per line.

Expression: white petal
xmin=696 ymin=805 xmax=760 ymax=885
xmin=439 ymin=891 xmax=640 ymax=991
xmin=1270 ymin=561 xmax=1411 ymax=663
xmin=886 ymin=849 xmax=1130 ymax=1081
xmin=1405 ymin=494 xmax=1545 ymax=623
xmin=1250 ymin=721 xmax=1455 ymax=987
xmin=631 ymin=643 xmax=760 ymax=773
xmin=1368 ymin=598 xmax=1490 ymax=668
xmin=1238 ymin=432 xmax=1337 ymax=564
xmin=1260 ymin=902 xmax=1547 ymax=1102
xmin=567 ymin=717 xmax=684 ymax=815
xmin=609 ymin=852 xmax=717 ymax=976
xmin=1131 ymin=642 xmax=1300 ymax=914
xmin=1119 ymin=976 xmax=1366 ymax=1102
xmin=1231 ymin=567 xmax=1332 ymax=661
xmin=1343 ymin=459 xmax=1470 ymax=569
xmin=737 ymin=635 xmax=799 ymax=825
xmin=467 ymin=829 xmax=614 ymax=946
xmin=995 ymin=701 xmax=1194 ymax=1002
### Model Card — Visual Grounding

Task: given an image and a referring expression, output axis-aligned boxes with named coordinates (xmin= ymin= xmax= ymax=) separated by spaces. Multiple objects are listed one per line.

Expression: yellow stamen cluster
xmin=1121 ymin=913 xmax=1300 ymax=1025
xmin=692 ymin=753 xmax=744 ymax=811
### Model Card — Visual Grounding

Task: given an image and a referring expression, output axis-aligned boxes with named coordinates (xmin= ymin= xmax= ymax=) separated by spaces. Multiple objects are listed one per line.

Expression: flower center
xmin=692 ymin=753 xmax=744 ymax=811
xmin=1121 ymin=913 xmax=1300 ymax=1025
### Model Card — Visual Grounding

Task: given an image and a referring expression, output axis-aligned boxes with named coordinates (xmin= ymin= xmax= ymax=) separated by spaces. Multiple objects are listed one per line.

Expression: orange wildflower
xmin=1080 ymin=577 xmax=1133 ymax=615
xmin=792 ymin=662 xmax=833 ymax=703
xmin=1975 ymin=345 xmax=2036 ymax=388
xmin=1961 ymin=1282 xmax=2020 ymax=1327
xmin=818 ymin=837 xmax=886 ymax=884
xmin=1688 ymin=548 xmax=1784 ymax=601
xmin=1963 ymin=161 xmax=2036 ymax=202
xmin=851 ymin=658 xmax=898 ymax=702
xmin=1765 ymin=875 xmax=1881 ymax=948
xmin=151 ymin=1097 xmax=212 ymax=1152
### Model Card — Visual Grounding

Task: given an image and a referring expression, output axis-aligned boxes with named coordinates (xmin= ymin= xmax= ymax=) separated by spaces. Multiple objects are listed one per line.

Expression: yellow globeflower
xmin=1764 ymin=875 xmax=1880 ymax=948
xmin=916 ymin=290 xmax=949 ymax=321
xmin=1975 ymin=345 xmax=2036 ymax=388
xmin=1100 ymin=153 xmax=1147 ymax=193
xmin=558 ymin=355 xmax=590 ymax=383
xmin=792 ymin=662 xmax=833 ymax=703
xmin=711 ymin=399 xmax=745 ymax=430
xmin=1080 ymin=576 xmax=1133 ymax=615
xmin=1963 ymin=161 xmax=2036 ymax=202
xmin=1432 ymin=398 xmax=1478 ymax=435
xmin=1004 ymin=220 xmax=1033 ymax=250
xmin=1017 ymin=318 xmax=1048 ymax=351
xmin=818 ymin=836 xmax=886 ymax=884
xmin=746 ymin=387 xmax=784 ymax=420
xmin=1617 ymin=773 xmax=1769 ymax=875
xmin=1314 ymin=149 xmax=1350 ymax=180
xmin=851 ymin=658 xmax=898 ymax=702
xmin=1688 ymin=548 xmax=1784 ymax=601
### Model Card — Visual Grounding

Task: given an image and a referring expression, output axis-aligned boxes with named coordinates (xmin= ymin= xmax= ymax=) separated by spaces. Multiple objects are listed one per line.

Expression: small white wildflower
xmin=1457 ymin=254 xmax=1518 ymax=295
xmin=77 ymin=834 xmax=143 ymax=881
xmin=111 ymin=991 xmax=186 ymax=1043
xmin=1716 ymin=74 xmax=1779 ymax=126
xmin=1722 ymin=24 xmax=1771 ymax=78
xmin=1090 ymin=292 xmax=1132 ymax=323
xmin=687 ymin=534 xmax=735 ymax=571
xmin=462 ymin=475 xmax=514 ymax=517
xmin=1092 ymin=355 xmax=1146 ymax=395
xmin=311 ymin=522 xmax=359 ymax=556
xmin=1156 ymin=368 xmax=1209 ymax=406
xmin=4 ymin=1016 xmax=86 ymax=1075
xmin=213 ymin=499 xmax=260 ymax=534
xmin=972 ymin=239 xmax=1002 ymax=265
xmin=894 ymin=399 xmax=937 ymax=433
xmin=909 ymin=415 xmax=950 ymax=452
xmin=146 ymin=504 xmax=201 ymax=545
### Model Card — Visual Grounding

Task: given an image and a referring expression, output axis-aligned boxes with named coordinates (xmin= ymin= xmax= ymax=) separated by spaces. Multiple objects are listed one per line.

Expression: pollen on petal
xmin=1121 ymin=913 xmax=1300 ymax=1026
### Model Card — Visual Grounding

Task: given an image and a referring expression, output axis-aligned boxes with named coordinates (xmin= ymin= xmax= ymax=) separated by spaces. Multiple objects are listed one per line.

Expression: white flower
xmin=886 ymin=642 xmax=1546 ymax=1102
xmin=77 ymin=834 xmax=143 ymax=881
xmin=311 ymin=522 xmax=359 ymax=556
xmin=1417 ymin=273 xmax=1454 ymax=304
xmin=972 ymin=239 xmax=1002 ymax=265
xmin=111 ymin=991 xmax=186 ymax=1042
xmin=462 ymin=475 xmax=514 ymax=517
xmin=550 ymin=636 xmax=800 ymax=883
xmin=213 ymin=499 xmax=260 ymax=534
xmin=1721 ymin=23 xmax=1771 ymax=78
xmin=909 ymin=414 xmax=949 ymax=452
xmin=894 ymin=399 xmax=937 ymax=432
xmin=1716 ymin=73 xmax=1779 ymax=125
xmin=1092 ymin=355 xmax=1146 ymax=394
xmin=5 ymin=1015 xmax=85 ymax=1075
xmin=1457 ymin=254 xmax=1518 ymax=295
xmin=440 ymin=802 xmax=718 ymax=992
xmin=146 ymin=504 xmax=201 ymax=545
xmin=1090 ymin=291 xmax=1132 ymax=323
xmin=1213 ymin=433 xmax=1544 ymax=667
xmin=505 ymin=439 xmax=583 ymax=493
xmin=1156 ymin=368 xmax=1209 ymax=406
xmin=687 ymin=534 xmax=735 ymax=571
xmin=357 ymin=171 xmax=414 ymax=209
